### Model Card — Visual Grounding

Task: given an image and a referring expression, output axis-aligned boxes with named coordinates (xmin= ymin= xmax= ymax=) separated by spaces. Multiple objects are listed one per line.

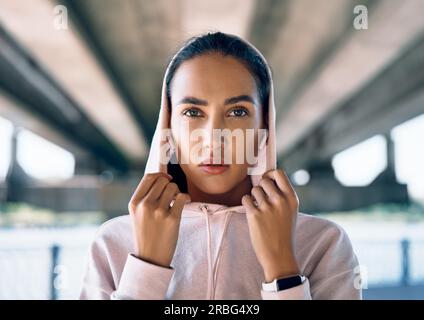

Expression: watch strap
xmin=262 ymin=274 xmax=306 ymax=292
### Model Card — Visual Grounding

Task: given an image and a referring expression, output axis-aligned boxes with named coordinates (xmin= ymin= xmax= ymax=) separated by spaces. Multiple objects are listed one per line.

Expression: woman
xmin=80 ymin=32 xmax=362 ymax=300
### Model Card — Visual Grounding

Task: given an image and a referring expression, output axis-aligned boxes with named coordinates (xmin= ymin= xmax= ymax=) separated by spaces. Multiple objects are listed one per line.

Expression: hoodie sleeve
xmin=79 ymin=219 xmax=174 ymax=300
xmin=111 ymin=254 xmax=175 ymax=299
xmin=305 ymin=221 xmax=362 ymax=300
xmin=79 ymin=223 xmax=116 ymax=300
xmin=260 ymin=220 xmax=362 ymax=300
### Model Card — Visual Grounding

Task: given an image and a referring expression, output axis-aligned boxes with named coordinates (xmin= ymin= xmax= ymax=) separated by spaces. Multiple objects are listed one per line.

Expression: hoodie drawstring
xmin=199 ymin=204 xmax=234 ymax=300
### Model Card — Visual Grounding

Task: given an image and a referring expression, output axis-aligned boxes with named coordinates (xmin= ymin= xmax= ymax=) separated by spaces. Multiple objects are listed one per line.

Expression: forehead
xmin=170 ymin=53 xmax=258 ymax=101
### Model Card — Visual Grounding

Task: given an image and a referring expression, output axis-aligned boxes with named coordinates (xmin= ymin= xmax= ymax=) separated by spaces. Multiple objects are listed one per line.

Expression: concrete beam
xmin=0 ymin=24 xmax=130 ymax=172
xmin=292 ymin=151 xmax=408 ymax=213
xmin=0 ymin=0 xmax=147 ymax=163
xmin=295 ymin=183 xmax=409 ymax=213
xmin=65 ymin=0 xmax=256 ymax=143
xmin=0 ymin=89 xmax=88 ymax=160
xmin=62 ymin=0 xmax=156 ymax=147
xmin=246 ymin=0 xmax=290 ymax=58
xmin=281 ymin=36 xmax=424 ymax=173
xmin=277 ymin=0 xmax=424 ymax=157
xmin=269 ymin=0 xmax=369 ymax=118
xmin=10 ymin=175 xmax=140 ymax=218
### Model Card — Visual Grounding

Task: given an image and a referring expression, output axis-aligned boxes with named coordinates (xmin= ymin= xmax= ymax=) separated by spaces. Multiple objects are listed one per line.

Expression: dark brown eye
xmin=182 ymin=108 xmax=202 ymax=117
xmin=229 ymin=108 xmax=249 ymax=117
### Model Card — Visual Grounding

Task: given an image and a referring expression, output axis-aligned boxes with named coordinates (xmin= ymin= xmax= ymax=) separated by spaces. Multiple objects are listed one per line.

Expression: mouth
xmin=198 ymin=163 xmax=230 ymax=175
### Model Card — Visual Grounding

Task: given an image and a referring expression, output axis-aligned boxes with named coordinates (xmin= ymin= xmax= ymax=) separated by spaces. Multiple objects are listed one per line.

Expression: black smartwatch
xmin=262 ymin=274 xmax=306 ymax=292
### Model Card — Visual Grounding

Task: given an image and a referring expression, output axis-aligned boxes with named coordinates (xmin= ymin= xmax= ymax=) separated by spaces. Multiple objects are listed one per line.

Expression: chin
xmin=183 ymin=165 xmax=246 ymax=195
xmin=196 ymin=175 xmax=244 ymax=195
xmin=197 ymin=183 xmax=235 ymax=195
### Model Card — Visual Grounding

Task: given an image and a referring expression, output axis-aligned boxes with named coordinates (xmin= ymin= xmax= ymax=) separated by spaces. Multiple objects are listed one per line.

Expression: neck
xmin=187 ymin=175 xmax=252 ymax=207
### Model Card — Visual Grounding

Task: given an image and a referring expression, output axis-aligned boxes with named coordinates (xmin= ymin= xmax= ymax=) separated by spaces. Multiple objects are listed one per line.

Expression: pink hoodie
xmin=79 ymin=35 xmax=362 ymax=300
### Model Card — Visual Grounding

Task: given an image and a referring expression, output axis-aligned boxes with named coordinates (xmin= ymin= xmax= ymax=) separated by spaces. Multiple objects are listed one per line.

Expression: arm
xmin=260 ymin=278 xmax=312 ymax=300
xmin=306 ymin=224 xmax=362 ymax=300
xmin=260 ymin=223 xmax=362 ymax=300
xmin=80 ymin=172 xmax=189 ymax=300
xmin=111 ymin=254 xmax=175 ymax=300
xmin=242 ymin=169 xmax=361 ymax=300
xmin=79 ymin=234 xmax=175 ymax=300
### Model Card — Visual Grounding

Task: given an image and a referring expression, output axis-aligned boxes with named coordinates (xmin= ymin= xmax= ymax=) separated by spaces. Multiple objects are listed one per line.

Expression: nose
xmin=203 ymin=115 xmax=227 ymax=152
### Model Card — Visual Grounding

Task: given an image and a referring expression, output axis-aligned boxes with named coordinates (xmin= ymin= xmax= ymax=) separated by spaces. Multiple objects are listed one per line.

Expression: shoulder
xmin=95 ymin=214 xmax=132 ymax=241
xmin=296 ymin=213 xmax=362 ymax=299
xmin=297 ymin=213 xmax=346 ymax=236
xmin=81 ymin=215 xmax=133 ymax=296
xmin=296 ymin=212 xmax=357 ymax=271
xmin=297 ymin=212 xmax=350 ymax=241
xmin=89 ymin=214 xmax=133 ymax=262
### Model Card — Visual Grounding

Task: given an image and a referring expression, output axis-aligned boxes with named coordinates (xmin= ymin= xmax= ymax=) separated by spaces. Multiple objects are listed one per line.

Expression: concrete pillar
xmin=307 ymin=161 xmax=339 ymax=185
xmin=372 ymin=133 xmax=397 ymax=184
xmin=73 ymin=155 xmax=102 ymax=175
xmin=292 ymin=134 xmax=408 ymax=213
xmin=5 ymin=127 xmax=34 ymax=202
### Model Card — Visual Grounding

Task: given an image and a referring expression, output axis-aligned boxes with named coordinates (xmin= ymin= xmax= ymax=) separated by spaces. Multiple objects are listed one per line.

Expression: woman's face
xmin=170 ymin=53 xmax=265 ymax=194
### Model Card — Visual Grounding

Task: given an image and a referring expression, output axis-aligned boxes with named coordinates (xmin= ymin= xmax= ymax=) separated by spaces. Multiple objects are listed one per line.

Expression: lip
xmin=199 ymin=164 xmax=229 ymax=175
xmin=199 ymin=157 xmax=228 ymax=166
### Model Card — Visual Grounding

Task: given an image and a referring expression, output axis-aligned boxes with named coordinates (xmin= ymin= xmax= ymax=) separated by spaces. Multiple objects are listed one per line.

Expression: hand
xmin=128 ymin=172 xmax=191 ymax=268
xmin=242 ymin=169 xmax=300 ymax=282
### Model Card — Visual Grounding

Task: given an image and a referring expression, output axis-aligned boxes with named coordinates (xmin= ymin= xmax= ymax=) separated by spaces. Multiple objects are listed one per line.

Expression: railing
xmin=0 ymin=239 xmax=423 ymax=299
xmin=401 ymin=239 xmax=410 ymax=286
xmin=0 ymin=244 xmax=88 ymax=299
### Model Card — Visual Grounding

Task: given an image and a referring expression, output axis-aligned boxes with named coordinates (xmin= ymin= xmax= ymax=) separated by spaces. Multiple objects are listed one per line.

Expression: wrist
xmin=134 ymin=251 xmax=172 ymax=269
xmin=263 ymin=256 xmax=300 ymax=283
xmin=262 ymin=274 xmax=306 ymax=292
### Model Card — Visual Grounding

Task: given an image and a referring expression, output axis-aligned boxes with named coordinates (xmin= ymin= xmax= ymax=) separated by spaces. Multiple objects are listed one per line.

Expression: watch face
xmin=276 ymin=275 xmax=303 ymax=290
xmin=262 ymin=275 xmax=306 ymax=292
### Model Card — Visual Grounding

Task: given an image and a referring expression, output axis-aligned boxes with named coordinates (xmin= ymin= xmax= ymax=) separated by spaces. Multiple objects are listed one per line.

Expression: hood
xmin=142 ymin=34 xmax=278 ymax=299
xmin=143 ymin=34 xmax=277 ymax=214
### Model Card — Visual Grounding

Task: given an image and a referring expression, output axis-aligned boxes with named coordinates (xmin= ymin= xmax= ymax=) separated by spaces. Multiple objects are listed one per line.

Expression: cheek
xmin=170 ymin=114 xmax=189 ymax=144
xmin=230 ymin=128 xmax=262 ymax=163
xmin=171 ymin=123 xmax=199 ymax=164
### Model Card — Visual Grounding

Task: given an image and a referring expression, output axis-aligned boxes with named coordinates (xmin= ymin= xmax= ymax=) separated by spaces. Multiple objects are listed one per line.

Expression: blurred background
xmin=0 ymin=0 xmax=423 ymax=300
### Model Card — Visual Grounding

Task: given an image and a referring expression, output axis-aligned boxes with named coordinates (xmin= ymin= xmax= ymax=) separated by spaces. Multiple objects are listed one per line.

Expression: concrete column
xmin=306 ymin=161 xmax=339 ymax=184
xmin=5 ymin=127 xmax=33 ymax=202
xmin=292 ymin=134 xmax=408 ymax=213
xmin=73 ymin=155 xmax=102 ymax=175
xmin=373 ymin=133 xmax=397 ymax=184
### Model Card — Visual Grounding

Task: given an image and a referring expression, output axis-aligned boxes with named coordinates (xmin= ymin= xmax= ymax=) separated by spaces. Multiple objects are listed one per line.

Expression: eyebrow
xmin=177 ymin=95 xmax=257 ymax=107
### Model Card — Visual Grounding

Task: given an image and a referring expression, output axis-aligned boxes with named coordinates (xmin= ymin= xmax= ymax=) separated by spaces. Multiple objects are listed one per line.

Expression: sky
xmin=0 ymin=114 xmax=423 ymax=202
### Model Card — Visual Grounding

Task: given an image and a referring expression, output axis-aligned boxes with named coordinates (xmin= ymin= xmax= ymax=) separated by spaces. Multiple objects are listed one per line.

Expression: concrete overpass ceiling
xmin=268 ymin=0 xmax=363 ymax=118
xmin=280 ymin=36 xmax=424 ymax=173
xmin=1 ymin=0 xmax=422 ymax=174
xmin=276 ymin=0 xmax=424 ymax=155
xmin=180 ymin=0 xmax=255 ymax=38
xmin=64 ymin=0 xmax=183 ymax=141
xmin=0 ymin=25 xmax=131 ymax=171
xmin=0 ymin=0 xmax=147 ymax=164
xmin=64 ymin=0 xmax=256 ymax=142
